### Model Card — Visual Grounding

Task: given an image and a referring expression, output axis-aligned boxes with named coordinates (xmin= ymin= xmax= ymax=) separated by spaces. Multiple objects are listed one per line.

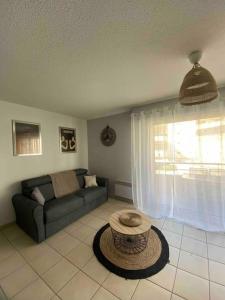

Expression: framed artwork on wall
xmin=59 ymin=127 xmax=77 ymax=153
xmin=12 ymin=121 xmax=42 ymax=156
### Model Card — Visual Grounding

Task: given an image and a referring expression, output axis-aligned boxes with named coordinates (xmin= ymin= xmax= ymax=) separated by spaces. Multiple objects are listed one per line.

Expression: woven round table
xmin=109 ymin=210 xmax=151 ymax=255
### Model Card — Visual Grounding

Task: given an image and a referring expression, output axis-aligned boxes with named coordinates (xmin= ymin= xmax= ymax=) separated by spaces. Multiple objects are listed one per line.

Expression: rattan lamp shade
xmin=179 ymin=51 xmax=218 ymax=105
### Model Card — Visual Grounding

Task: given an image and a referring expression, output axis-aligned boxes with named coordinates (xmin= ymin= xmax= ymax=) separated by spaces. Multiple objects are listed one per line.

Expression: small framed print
xmin=59 ymin=127 xmax=77 ymax=153
xmin=12 ymin=121 xmax=42 ymax=156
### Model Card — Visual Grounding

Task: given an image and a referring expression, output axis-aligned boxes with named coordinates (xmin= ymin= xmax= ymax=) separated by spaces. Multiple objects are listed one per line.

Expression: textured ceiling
xmin=1 ymin=0 xmax=225 ymax=119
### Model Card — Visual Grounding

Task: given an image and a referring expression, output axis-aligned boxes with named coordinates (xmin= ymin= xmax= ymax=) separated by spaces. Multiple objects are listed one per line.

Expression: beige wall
xmin=0 ymin=100 xmax=88 ymax=225
xmin=88 ymin=112 xmax=131 ymax=195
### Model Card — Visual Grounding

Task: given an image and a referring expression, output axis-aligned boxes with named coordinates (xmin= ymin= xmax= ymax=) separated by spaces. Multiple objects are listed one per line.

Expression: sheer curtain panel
xmin=131 ymin=98 xmax=225 ymax=231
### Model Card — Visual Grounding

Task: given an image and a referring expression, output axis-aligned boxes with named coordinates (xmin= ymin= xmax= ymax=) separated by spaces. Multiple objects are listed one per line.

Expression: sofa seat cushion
xmin=76 ymin=186 xmax=107 ymax=204
xmin=44 ymin=193 xmax=84 ymax=223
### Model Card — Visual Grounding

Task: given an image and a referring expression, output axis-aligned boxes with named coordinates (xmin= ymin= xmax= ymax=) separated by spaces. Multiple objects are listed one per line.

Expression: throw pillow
xmin=84 ymin=175 xmax=98 ymax=188
xmin=31 ymin=187 xmax=46 ymax=205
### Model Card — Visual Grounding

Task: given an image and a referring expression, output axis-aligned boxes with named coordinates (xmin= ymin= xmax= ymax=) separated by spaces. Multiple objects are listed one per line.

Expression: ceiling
xmin=1 ymin=0 xmax=225 ymax=119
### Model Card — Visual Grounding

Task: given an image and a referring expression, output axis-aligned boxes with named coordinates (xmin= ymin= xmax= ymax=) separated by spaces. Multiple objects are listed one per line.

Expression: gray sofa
xmin=12 ymin=168 xmax=109 ymax=243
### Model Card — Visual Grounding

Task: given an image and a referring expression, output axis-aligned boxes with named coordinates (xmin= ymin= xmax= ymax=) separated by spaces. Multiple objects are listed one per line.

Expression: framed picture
xmin=12 ymin=121 xmax=42 ymax=156
xmin=59 ymin=127 xmax=77 ymax=153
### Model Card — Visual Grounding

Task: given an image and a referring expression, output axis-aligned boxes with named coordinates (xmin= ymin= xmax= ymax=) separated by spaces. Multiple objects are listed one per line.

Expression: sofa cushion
xmin=38 ymin=183 xmax=55 ymax=201
xmin=44 ymin=194 xmax=84 ymax=223
xmin=22 ymin=175 xmax=55 ymax=202
xmin=75 ymin=168 xmax=88 ymax=176
xmin=76 ymin=175 xmax=85 ymax=188
xmin=76 ymin=186 xmax=107 ymax=204
xmin=75 ymin=169 xmax=88 ymax=188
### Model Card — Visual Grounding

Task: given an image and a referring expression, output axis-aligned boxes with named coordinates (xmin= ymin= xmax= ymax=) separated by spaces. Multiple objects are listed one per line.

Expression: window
xmin=154 ymin=116 xmax=225 ymax=178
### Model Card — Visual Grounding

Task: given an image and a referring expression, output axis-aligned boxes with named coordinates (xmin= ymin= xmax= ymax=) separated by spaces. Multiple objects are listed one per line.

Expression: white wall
xmin=88 ymin=112 xmax=131 ymax=195
xmin=0 ymin=100 xmax=88 ymax=225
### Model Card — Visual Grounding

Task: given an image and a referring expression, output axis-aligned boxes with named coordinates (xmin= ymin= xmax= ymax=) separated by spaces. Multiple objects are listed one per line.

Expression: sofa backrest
xmin=75 ymin=168 xmax=88 ymax=189
xmin=21 ymin=168 xmax=88 ymax=201
xmin=22 ymin=175 xmax=55 ymax=201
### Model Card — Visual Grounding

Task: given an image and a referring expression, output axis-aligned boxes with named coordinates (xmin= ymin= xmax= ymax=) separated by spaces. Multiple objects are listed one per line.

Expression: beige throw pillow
xmin=84 ymin=175 xmax=98 ymax=188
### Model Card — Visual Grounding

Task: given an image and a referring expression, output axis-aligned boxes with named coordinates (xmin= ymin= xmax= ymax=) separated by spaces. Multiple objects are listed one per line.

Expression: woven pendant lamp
xmin=179 ymin=51 xmax=218 ymax=105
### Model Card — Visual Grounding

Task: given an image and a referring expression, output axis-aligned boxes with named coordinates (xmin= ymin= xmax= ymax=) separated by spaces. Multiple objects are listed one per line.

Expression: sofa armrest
xmin=96 ymin=177 xmax=109 ymax=198
xmin=12 ymin=194 xmax=45 ymax=243
xmin=96 ymin=176 xmax=109 ymax=187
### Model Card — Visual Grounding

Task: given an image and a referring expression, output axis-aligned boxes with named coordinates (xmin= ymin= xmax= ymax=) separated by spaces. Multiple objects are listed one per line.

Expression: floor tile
xmin=207 ymin=232 xmax=225 ymax=248
xmin=66 ymin=242 xmax=93 ymax=268
xmin=0 ymin=264 xmax=38 ymax=298
xmin=162 ymin=230 xmax=182 ymax=248
xmin=10 ymin=234 xmax=36 ymax=252
xmin=103 ymin=273 xmax=138 ymax=300
xmin=79 ymin=214 xmax=100 ymax=226
xmin=173 ymin=269 xmax=209 ymax=300
xmin=169 ymin=246 xmax=180 ymax=266
xmin=132 ymin=279 xmax=171 ymax=300
xmin=64 ymin=221 xmax=82 ymax=234
xmin=58 ymin=271 xmax=99 ymax=300
xmin=208 ymin=244 xmax=225 ymax=264
xmin=108 ymin=206 xmax=120 ymax=213
xmin=150 ymin=218 xmax=165 ymax=229
xmin=20 ymin=242 xmax=50 ymax=261
xmin=86 ymin=216 xmax=106 ymax=230
xmin=183 ymin=225 xmax=206 ymax=242
xmin=91 ymin=208 xmax=110 ymax=221
xmin=92 ymin=287 xmax=119 ymax=300
xmin=171 ymin=294 xmax=185 ymax=300
xmin=148 ymin=264 xmax=176 ymax=291
xmin=46 ymin=231 xmax=80 ymax=255
xmin=28 ymin=245 xmax=61 ymax=275
xmin=82 ymin=256 xmax=109 ymax=284
xmin=0 ymin=287 xmax=7 ymax=300
xmin=100 ymin=210 xmax=112 ymax=220
xmin=12 ymin=278 xmax=54 ymax=300
xmin=70 ymin=224 xmax=96 ymax=242
xmin=83 ymin=229 xmax=97 ymax=247
xmin=181 ymin=236 xmax=207 ymax=258
xmin=42 ymin=258 xmax=78 ymax=292
xmin=178 ymin=250 xmax=209 ymax=279
xmin=2 ymin=200 xmax=225 ymax=300
xmin=51 ymin=295 xmax=61 ymax=300
xmin=210 ymin=281 xmax=225 ymax=300
xmin=209 ymin=260 xmax=225 ymax=286
xmin=2 ymin=224 xmax=25 ymax=242
xmin=0 ymin=252 xmax=25 ymax=279
xmin=106 ymin=203 xmax=116 ymax=209
xmin=0 ymin=226 xmax=9 ymax=237
xmin=163 ymin=219 xmax=183 ymax=235
xmin=0 ymin=234 xmax=15 ymax=262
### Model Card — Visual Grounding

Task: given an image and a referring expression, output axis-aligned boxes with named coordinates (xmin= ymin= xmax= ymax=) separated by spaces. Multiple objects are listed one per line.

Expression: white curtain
xmin=131 ymin=98 xmax=225 ymax=231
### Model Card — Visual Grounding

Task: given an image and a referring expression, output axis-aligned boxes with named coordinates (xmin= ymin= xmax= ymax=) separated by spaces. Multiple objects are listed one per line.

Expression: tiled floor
xmin=0 ymin=198 xmax=225 ymax=299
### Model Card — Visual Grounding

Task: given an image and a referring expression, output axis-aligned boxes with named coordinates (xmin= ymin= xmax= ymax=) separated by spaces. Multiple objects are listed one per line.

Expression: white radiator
xmin=114 ymin=181 xmax=132 ymax=200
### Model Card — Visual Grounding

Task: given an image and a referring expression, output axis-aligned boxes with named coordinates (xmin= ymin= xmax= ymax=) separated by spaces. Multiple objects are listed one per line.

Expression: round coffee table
xmin=109 ymin=209 xmax=151 ymax=254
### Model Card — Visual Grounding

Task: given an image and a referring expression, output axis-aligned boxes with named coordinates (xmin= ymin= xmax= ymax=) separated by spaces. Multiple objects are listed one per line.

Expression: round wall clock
xmin=101 ymin=125 xmax=116 ymax=146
